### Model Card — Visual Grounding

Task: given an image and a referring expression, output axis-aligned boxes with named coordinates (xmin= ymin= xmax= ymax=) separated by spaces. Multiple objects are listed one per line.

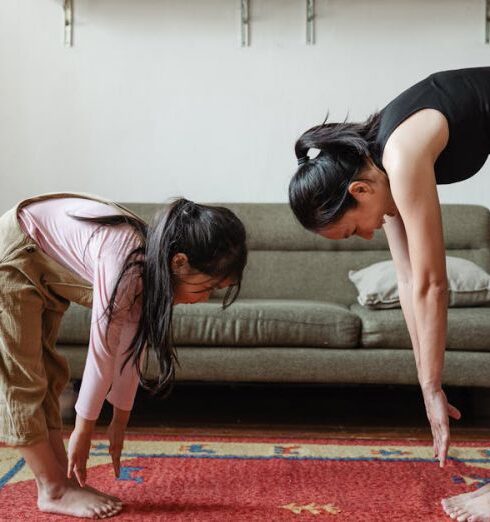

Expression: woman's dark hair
xmin=74 ymin=199 xmax=247 ymax=397
xmin=289 ymin=112 xmax=381 ymax=231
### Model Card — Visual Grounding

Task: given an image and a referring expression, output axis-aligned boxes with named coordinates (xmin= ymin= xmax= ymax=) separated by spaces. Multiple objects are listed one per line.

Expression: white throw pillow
xmin=348 ymin=256 xmax=490 ymax=309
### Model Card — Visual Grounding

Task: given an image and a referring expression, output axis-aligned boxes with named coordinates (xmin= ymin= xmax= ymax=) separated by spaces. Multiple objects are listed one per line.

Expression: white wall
xmin=0 ymin=0 xmax=489 ymax=212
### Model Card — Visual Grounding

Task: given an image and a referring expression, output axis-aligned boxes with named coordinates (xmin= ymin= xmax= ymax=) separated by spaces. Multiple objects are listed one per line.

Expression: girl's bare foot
xmin=21 ymin=436 xmax=123 ymax=518
xmin=83 ymin=484 xmax=122 ymax=505
xmin=38 ymin=481 xmax=123 ymax=519
xmin=48 ymin=429 xmax=122 ymax=505
xmin=66 ymin=478 xmax=122 ymax=504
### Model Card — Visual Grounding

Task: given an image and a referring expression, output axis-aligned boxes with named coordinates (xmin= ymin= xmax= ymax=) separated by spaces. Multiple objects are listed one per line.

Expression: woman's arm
xmin=383 ymin=109 xmax=460 ymax=465
xmin=390 ymin=168 xmax=447 ymax=391
xmin=384 ymin=109 xmax=449 ymax=391
xmin=382 ymin=213 xmax=421 ymax=372
xmin=387 ymin=153 xmax=455 ymax=465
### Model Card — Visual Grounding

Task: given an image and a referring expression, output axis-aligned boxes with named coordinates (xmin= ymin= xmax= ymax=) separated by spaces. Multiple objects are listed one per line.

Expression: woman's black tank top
xmin=376 ymin=67 xmax=490 ymax=184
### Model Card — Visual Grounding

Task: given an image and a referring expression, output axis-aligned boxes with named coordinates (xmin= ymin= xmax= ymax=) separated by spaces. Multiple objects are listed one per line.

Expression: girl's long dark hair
xmin=289 ymin=112 xmax=381 ymax=231
xmin=74 ymin=199 xmax=247 ymax=397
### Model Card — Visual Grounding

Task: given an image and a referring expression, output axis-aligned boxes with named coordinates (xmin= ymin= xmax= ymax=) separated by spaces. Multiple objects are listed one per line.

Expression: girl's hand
xmin=422 ymin=387 xmax=461 ymax=467
xmin=106 ymin=420 xmax=126 ymax=479
xmin=67 ymin=428 xmax=93 ymax=487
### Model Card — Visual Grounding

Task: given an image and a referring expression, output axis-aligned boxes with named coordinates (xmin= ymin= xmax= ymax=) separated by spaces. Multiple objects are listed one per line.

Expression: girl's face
xmin=171 ymin=254 xmax=235 ymax=304
xmin=318 ymin=165 xmax=397 ymax=241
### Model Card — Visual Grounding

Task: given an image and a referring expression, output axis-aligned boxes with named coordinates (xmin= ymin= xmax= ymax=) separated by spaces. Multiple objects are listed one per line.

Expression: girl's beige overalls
xmin=0 ymin=193 xmax=144 ymax=446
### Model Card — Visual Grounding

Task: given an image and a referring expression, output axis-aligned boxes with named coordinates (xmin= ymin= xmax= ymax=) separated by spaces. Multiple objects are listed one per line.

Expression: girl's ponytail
xmin=134 ymin=198 xmax=190 ymax=396
xmin=73 ymin=198 xmax=247 ymax=398
xmin=125 ymin=198 xmax=247 ymax=397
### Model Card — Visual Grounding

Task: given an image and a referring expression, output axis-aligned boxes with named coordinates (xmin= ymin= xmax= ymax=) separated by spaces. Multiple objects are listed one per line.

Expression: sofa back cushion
xmin=124 ymin=203 xmax=490 ymax=306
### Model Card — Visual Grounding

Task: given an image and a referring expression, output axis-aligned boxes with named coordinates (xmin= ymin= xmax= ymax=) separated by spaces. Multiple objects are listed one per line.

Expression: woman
xmin=288 ymin=67 xmax=489 ymax=522
xmin=0 ymin=193 xmax=247 ymax=519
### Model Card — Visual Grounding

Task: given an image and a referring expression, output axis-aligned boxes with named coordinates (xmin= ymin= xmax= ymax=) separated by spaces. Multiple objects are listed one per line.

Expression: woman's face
xmin=171 ymin=254 xmax=235 ymax=304
xmin=318 ymin=167 xmax=397 ymax=241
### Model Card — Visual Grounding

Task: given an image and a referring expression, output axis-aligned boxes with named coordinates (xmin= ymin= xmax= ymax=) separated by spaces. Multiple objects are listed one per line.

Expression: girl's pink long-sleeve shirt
xmin=18 ymin=197 xmax=143 ymax=421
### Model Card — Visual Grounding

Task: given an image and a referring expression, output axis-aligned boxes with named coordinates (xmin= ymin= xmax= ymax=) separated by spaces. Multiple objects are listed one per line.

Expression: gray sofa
xmin=58 ymin=203 xmax=490 ymax=389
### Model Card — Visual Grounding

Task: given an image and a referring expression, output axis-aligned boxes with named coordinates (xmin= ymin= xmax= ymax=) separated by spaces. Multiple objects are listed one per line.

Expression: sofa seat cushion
xmin=173 ymin=300 xmax=360 ymax=348
xmin=351 ymin=304 xmax=490 ymax=351
xmin=59 ymin=303 xmax=92 ymax=344
xmin=58 ymin=300 xmax=361 ymax=348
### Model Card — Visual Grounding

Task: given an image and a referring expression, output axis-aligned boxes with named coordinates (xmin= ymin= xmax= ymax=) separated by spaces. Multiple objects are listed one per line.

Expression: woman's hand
xmin=67 ymin=418 xmax=95 ymax=487
xmin=422 ymin=387 xmax=461 ymax=467
xmin=106 ymin=421 xmax=126 ymax=479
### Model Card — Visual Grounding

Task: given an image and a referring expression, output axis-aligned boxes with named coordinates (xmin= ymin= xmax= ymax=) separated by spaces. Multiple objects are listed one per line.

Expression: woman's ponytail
xmin=289 ymin=112 xmax=381 ymax=230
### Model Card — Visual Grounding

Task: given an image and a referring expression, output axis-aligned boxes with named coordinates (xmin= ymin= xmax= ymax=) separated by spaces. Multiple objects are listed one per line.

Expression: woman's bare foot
xmin=38 ymin=481 xmax=123 ymax=519
xmin=442 ymin=486 xmax=488 ymax=514
xmin=442 ymin=484 xmax=490 ymax=513
xmin=441 ymin=485 xmax=490 ymax=522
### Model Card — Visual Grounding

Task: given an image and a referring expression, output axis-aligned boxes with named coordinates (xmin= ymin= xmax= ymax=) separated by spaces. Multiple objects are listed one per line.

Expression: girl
xmin=0 ymin=192 xmax=247 ymax=519
xmin=288 ymin=67 xmax=489 ymax=522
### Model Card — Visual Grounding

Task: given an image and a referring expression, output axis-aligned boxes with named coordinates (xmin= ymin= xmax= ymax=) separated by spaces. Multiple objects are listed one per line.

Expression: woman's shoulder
xmin=382 ymin=109 xmax=449 ymax=172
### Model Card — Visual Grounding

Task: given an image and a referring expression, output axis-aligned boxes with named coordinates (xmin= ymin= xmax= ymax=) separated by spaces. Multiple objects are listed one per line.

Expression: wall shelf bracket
xmin=306 ymin=0 xmax=315 ymax=45
xmin=64 ymin=0 xmax=73 ymax=47
xmin=240 ymin=0 xmax=250 ymax=47
xmin=486 ymin=0 xmax=490 ymax=43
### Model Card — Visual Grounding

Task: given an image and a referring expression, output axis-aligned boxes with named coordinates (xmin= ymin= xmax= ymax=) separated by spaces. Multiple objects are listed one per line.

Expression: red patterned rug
xmin=1 ymin=434 xmax=489 ymax=521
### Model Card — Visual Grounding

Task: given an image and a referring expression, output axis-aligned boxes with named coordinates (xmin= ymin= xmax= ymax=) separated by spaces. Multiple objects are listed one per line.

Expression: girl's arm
xmin=104 ymin=278 xmax=144 ymax=479
xmin=105 ymin=277 xmax=142 ymax=417
xmin=112 ymin=406 xmax=131 ymax=426
xmin=75 ymin=231 xmax=142 ymax=422
xmin=107 ymin=406 xmax=131 ymax=479
xmin=69 ymin=230 xmax=142 ymax=483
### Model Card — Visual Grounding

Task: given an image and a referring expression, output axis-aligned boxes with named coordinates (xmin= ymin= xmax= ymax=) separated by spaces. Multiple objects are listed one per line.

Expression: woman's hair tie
xmin=297 ymin=156 xmax=309 ymax=166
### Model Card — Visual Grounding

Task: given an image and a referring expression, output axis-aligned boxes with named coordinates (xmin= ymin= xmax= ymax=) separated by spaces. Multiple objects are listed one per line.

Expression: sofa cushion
xmin=58 ymin=303 xmax=92 ymax=344
xmin=58 ymin=300 xmax=361 ymax=348
xmin=348 ymin=256 xmax=490 ymax=309
xmin=173 ymin=300 xmax=360 ymax=348
xmin=351 ymin=304 xmax=490 ymax=351
xmin=124 ymin=203 xmax=490 ymax=251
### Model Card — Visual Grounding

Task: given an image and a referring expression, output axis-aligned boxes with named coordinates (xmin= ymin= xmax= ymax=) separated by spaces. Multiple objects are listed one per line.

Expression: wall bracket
xmin=306 ymin=0 xmax=315 ymax=45
xmin=62 ymin=1 xmax=317 ymax=48
xmin=241 ymin=0 xmax=250 ymax=47
xmin=64 ymin=0 xmax=73 ymax=47
xmin=486 ymin=0 xmax=490 ymax=43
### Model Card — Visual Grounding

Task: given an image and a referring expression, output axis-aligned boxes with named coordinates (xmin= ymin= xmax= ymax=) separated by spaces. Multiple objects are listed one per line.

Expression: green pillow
xmin=348 ymin=256 xmax=490 ymax=309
